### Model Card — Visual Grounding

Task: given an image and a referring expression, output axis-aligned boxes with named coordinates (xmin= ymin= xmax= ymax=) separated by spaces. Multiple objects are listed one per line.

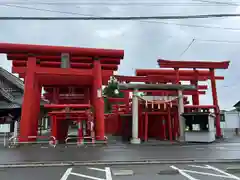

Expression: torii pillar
xmin=130 ymin=89 xmax=141 ymax=144
xmin=175 ymin=68 xmax=185 ymax=141
xmin=178 ymin=90 xmax=185 ymax=141
xmin=92 ymin=58 xmax=105 ymax=140
xmin=19 ymin=56 xmax=41 ymax=142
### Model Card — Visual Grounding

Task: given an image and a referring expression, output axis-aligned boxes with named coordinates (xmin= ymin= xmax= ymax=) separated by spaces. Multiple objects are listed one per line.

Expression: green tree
xmin=103 ymin=76 xmax=124 ymax=113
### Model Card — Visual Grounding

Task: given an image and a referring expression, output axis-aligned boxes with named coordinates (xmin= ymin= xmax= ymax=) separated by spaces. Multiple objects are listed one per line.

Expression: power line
xmin=196 ymin=38 xmax=240 ymax=43
xmin=0 ymin=1 xmax=239 ymax=6
xmin=192 ymin=0 xmax=239 ymax=6
xmin=178 ymin=37 xmax=240 ymax=59
xmin=1 ymin=13 xmax=240 ymax=20
xmin=142 ymin=20 xmax=240 ymax=31
xmin=1 ymin=4 xmax=93 ymax=17
xmin=3 ymin=4 xmax=240 ymax=31
xmin=179 ymin=39 xmax=195 ymax=57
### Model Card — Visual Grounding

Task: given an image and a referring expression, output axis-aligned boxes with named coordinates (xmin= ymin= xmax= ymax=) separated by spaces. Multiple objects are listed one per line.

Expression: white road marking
xmin=71 ymin=172 xmax=105 ymax=180
xmin=171 ymin=164 xmax=240 ymax=180
xmin=182 ymin=169 xmax=233 ymax=178
xmin=60 ymin=168 xmax=72 ymax=180
xmin=206 ymin=165 xmax=240 ymax=180
xmin=60 ymin=166 xmax=111 ymax=180
xmin=105 ymin=167 xmax=112 ymax=180
xmin=170 ymin=166 xmax=199 ymax=180
xmin=216 ymin=147 xmax=226 ymax=150
xmin=112 ymin=169 xmax=134 ymax=176
xmin=88 ymin=167 xmax=106 ymax=172
xmin=188 ymin=165 xmax=209 ymax=169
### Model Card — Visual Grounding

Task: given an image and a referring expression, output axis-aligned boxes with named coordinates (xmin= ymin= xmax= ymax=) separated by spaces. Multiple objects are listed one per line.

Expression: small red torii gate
xmin=135 ymin=69 xmax=226 ymax=108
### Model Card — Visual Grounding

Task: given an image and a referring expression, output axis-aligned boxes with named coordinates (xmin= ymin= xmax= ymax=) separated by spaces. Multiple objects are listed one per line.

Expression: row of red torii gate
xmin=0 ymin=42 xmax=230 ymax=145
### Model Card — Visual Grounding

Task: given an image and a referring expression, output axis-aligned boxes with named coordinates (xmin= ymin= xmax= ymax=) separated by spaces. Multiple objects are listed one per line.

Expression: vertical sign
xmin=61 ymin=53 xmax=70 ymax=68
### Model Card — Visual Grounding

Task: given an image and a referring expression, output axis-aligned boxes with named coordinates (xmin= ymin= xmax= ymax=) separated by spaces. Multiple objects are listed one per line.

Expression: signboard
xmin=0 ymin=124 xmax=11 ymax=133
xmin=61 ymin=53 xmax=70 ymax=68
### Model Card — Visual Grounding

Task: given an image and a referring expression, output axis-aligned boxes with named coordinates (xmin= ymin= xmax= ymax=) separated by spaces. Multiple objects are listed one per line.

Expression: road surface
xmin=1 ymin=142 xmax=240 ymax=164
xmin=1 ymin=163 xmax=240 ymax=180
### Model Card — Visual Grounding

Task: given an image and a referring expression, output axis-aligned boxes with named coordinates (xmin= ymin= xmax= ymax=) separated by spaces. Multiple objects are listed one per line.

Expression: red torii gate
xmin=135 ymin=69 xmax=225 ymax=106
xmin=157 ymin=59 xmax=230 ymax=138
xmin=0 ymin=42 xmax=124 ymax=142
xmin=114 ymin=74 xmax=209 ymax=106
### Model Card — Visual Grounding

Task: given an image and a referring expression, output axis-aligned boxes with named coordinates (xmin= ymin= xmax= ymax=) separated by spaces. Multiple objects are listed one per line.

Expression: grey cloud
xmin=0 ymin=0 xmax=239 ymax=109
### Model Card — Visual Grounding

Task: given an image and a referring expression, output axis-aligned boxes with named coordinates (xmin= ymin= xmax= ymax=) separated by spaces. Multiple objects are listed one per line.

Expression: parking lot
xmin=1 ymin=163 xmax=240 ymax=180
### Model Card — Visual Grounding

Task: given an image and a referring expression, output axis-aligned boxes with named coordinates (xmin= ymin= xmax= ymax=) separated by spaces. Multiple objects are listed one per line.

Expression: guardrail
xmin=65 ymin=136 xmax=108 ymax=146
xmin=8 ymin=135 xmax=57 ymax=148
xmin=65 ymin=136 xmax=83 ymax=146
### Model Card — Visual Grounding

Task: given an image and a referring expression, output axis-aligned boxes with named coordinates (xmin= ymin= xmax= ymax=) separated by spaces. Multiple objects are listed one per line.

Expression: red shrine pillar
xmin=77 ymin=120 xmax=83 ymax=145
xmin=51 ymin=115 xmax=58 ymax=144
xmin=124 ymin=91 xmax=130 ymax=113
xmin=93 ymin=58 xmax=105 ymax=140
xmin=50 ymin=88 xmax=60 ymax=143
xmin=167 ymin=104 xmax=172 ymax=141
xmin=161 ymin=116 xmax=166 ymax=140
xmin=191 ymin=69 xmax=200 ymax=105
xmin=19 ymin=56 xmax=38 ymax=142
xmin=84 ymin=87 xmax=90 ymax=104
xmin=31 ymin=81 xmax=42 ymax=139
xmin=210 ymin=68 xmax=221 ymax=137
xmin=144 ymin=112 xmax=148 ymax=141
xmin=191 ymin=80 xmax=200 ymax=105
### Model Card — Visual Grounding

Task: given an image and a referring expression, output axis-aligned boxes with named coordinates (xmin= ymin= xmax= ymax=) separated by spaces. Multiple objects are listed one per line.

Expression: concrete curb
xmin=1 ymin=159 xmax=240 ymax=168
xmin=226 ymin=167 xmax=240 ymax=173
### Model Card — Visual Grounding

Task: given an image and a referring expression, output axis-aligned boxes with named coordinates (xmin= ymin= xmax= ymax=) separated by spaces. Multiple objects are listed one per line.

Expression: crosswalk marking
xmin=171 ymin=164 xmax=240 ymax=180
xmin=105 ymin=167 xmax=113 ymax=180
xmin=60 ymin=167 xmax=112 ymax=180
xmin=60 ymin=168 xmax=73 ymax=180
xmin=206 ymin=165 xmax=240 ymax=180
xmin=70 ymin=172 xmax=105 ymax=180
xmin=171 ymin=166 xmax=198 ymax=180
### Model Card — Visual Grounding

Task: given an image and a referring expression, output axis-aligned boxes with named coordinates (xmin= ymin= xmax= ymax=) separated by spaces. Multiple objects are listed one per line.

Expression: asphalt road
xmin=1 ymin=142 xmax=240 ymax=164
xmin=1 ymin=163 xmax=240 ymax=180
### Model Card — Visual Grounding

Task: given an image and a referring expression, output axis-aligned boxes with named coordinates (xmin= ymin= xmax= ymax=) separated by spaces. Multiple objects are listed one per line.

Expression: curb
xmin=1 ymin=159 xmax=240 ymax=168
xmin=226 ymin=167 xmax=240 ymax=173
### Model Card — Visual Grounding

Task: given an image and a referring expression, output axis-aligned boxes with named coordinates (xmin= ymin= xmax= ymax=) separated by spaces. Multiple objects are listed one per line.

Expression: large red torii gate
xmin=0 ymin=42 xmax=124 ymax=142
xmin=157 ymin=59 xmax=230 ymax=138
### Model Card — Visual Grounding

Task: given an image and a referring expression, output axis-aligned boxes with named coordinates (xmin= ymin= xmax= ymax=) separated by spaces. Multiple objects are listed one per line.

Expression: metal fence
xmin=65 ymin=136 xmax=108 ymax=146
xmin=7 ymin=135 xmax=57 ymax=148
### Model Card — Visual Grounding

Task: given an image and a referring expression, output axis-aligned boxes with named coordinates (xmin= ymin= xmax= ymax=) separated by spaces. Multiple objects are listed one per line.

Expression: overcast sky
xmin=0 ymin=0 xmax=239 ymax=110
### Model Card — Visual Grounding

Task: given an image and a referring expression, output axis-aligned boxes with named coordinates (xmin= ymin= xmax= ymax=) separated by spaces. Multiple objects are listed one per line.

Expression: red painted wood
xmin=158 ymin=59 xmax=230 ymax=69
xmin=0 ymin=42 xmax=124 ymax=58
